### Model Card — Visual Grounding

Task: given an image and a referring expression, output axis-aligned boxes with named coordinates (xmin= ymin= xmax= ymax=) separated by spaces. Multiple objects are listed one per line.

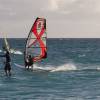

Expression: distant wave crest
xmin=0 ymin=49 xmax=23 ymax=55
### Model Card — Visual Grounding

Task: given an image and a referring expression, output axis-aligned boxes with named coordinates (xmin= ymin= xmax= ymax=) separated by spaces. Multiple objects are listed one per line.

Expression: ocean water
xmin=0 ymin=38 xmax=100 ymax=100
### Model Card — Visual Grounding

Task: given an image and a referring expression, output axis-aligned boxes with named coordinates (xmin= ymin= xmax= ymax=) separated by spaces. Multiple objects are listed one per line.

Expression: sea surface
xmin=0 ymin=38 xmax=100 ymax=100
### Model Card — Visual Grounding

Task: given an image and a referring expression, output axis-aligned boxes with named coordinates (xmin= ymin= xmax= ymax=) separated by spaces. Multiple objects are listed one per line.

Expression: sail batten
xmin=25 ymin=17 xmax=47 ymax=62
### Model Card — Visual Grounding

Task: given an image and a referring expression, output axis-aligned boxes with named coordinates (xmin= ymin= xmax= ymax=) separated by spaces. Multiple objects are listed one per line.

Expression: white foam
xmin=33 ymin=64 xmax=55 ymax=71
xmin=50 ymin=63 xmax=77 ymax=72
xmin=33 ymin=63 xmax=77 ymax=72
xmin=10 ymin=49 xmax=23 ymax=55
xmin=0 ymin=49 xmax=23 ymax=55
xmin=0 ymin=50 xmax=2 ymax=52
xmin=13 ymin=51 xmax=23 ymax=55
xmin=96 ymin=67 xmax=100 ymax=70
xmin=14 ymin=63 xmax=77 ymax=72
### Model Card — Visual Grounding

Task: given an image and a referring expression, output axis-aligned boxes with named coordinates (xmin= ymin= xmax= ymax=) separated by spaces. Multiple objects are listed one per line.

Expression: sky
xmin=0 ymin=0 xmax=100 ymax=38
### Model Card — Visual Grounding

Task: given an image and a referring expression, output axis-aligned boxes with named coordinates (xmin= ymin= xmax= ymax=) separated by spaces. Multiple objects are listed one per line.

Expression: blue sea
xmin=0 ymin=38 xmax=100 ymax=100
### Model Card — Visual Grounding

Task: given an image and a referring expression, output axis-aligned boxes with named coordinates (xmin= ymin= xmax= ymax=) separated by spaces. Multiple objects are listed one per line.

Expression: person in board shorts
xmin=24 ymin=52 xmax=33 ymax=69
xmin=28 ymin=55 xmax=33 ymax=69
xmin=0 ymin=50 xmax=11 ymax=76
xmin=4 ymin=50 xmax=11 ymax=76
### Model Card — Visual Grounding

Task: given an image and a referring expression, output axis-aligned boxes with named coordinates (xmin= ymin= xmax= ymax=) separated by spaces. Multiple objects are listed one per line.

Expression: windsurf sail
xmin=3 ymin=34 xmax=10 ymax=52
xmin=25 ymin=17 xmax=47 ymax=62
xmin=2 ymin=34 xmax=23 ymax=55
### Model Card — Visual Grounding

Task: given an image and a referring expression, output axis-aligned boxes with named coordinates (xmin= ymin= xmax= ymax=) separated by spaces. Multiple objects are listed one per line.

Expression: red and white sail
xmin=25 ymin=17 xmax=47 ymax=62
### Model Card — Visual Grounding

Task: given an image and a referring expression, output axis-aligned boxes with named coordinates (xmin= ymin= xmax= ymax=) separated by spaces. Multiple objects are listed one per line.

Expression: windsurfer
xmin=28 ymin=55 xmax=33 ymax=69
xmin=24 ymin=52 xmax=33 ymax=69
xmin=25 ymin=18 xmax=47 ymax=70
xmin=0 ymin=50 xmax=11 ymax=76
xmin=24 ymin=52 xmax=29 ymax=69
xmin=25 ymin=56 xmax=29 ymax=69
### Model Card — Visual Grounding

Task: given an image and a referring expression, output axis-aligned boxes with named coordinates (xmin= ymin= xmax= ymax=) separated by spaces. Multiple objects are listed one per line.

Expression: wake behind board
xmin=14 ymin=63 xmax=51 ymax=72
xmin=14 ymin=63 xmax=25 ymax=69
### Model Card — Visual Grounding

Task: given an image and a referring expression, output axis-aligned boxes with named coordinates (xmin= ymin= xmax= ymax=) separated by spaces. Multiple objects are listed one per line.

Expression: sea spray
xmin=50 ymin=63 xmax=77 ymax=72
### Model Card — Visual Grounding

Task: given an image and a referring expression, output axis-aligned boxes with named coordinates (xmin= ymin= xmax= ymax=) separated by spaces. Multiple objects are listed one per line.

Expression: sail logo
xmin=33 ymin=19 xmax=46 ymax=59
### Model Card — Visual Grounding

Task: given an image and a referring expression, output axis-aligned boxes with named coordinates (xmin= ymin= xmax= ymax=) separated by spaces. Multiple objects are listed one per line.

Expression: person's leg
xmin=28 ymin=65 xmax=30 ymax=69
xmin=5 ymin=70 xmax=8 ymax=76
xmin=27 ymin=62 xmax=30 ymax=69
xmin=29 ymin=62 xmax=33 ymax=69
xmin=7 ymin=63 xmax=11 ymax=76
xmin=4 ymin=65 xmax=8 ymax=76
xmin=8 ymin=66 xmax=11 ymax=76
xmin=8 ymin=69 xmax=11 ymax=76
xmin=25 ymin=61 xmax=27 ymax=68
